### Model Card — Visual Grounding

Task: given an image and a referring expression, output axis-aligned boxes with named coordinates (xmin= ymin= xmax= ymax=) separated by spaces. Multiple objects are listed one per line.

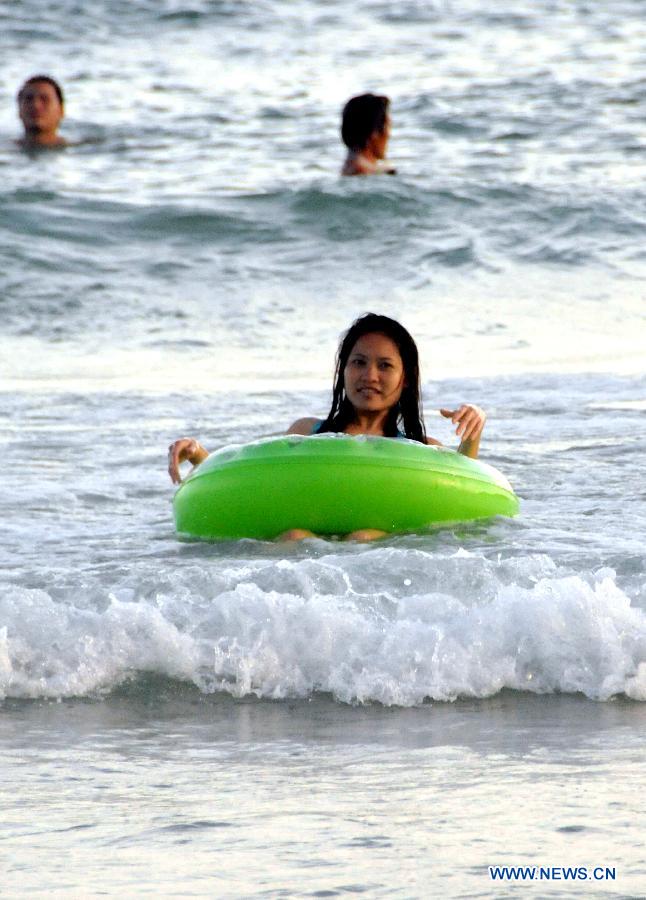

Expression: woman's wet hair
xmin=18 ymin=75 xmax=65 ymax=106
xmin=318 ymin=313 xmax=427 ymax=443
xmin=341 ymin=93 xmax=390 ymax=151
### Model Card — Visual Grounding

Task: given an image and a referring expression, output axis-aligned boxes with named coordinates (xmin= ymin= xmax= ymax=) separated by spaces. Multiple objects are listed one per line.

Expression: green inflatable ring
xmin=173 ymin=434 xmax=519 ymax=540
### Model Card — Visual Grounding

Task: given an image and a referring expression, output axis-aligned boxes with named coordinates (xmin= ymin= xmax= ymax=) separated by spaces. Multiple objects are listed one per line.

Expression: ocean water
xmin=1 ymin=0 xmax=645 ymax=896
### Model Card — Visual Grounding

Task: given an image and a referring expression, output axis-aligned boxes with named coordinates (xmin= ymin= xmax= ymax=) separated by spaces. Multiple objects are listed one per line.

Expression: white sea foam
xmin=2 ymin=551 xmax=644 ymax=705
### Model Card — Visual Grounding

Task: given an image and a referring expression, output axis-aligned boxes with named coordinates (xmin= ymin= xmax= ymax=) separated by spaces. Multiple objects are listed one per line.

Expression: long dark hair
xmin=318 ymin=313 xmax=427 ymax=443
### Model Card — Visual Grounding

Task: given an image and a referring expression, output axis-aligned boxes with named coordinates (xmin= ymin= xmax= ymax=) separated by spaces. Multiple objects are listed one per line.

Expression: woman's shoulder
xmin=286 ymin=417 xmax=321 ymax=435
xmin=425 ymin=436 xmax=442 ymax=446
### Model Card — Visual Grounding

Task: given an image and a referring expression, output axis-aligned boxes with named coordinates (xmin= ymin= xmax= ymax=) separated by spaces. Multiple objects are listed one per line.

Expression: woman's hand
xmin=168 ymin=438 xmax=209 ymax=484
xmin=440 ymin=405 xmax=486 ymax=459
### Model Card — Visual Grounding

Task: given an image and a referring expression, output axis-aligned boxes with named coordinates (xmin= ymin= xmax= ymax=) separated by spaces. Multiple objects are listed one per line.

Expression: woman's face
xmin=343 ymin=332 xmax=406 ymax=415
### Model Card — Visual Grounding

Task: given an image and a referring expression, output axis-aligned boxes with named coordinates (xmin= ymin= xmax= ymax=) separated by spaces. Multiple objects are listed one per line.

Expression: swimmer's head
xmin=341 ymin=93 xmax=390 ymax=153
xmin=17 ymin=75 xmax=65 ymax=142
xmin=321 ymin=313 xmax=426 ymax=443
xmin=18 ymin=75 xmax=64 ymax=107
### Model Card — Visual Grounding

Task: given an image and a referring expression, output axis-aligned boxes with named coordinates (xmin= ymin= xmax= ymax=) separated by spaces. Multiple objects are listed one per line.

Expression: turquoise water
xmin=1 ymin=1 xmax=645 ymax=896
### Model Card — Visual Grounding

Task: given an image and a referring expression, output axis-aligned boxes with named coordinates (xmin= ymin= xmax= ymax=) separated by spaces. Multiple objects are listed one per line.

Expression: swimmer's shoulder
xmin=341 ymin=156 xmax=397 ymax=176
xmin=341 ymin=154 xmax=362 ymax=176
xmin=286 ymin=417 xmax=321 ymax=435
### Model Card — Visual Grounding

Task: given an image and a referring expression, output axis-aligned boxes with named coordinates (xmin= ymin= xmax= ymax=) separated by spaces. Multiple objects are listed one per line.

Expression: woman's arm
xmin=168 ymin=437 xmax=209 ymax=484
xmin=169 ymin=420 xmax=319 ymax=484
xmin=440 ymin=405 xmax=486 ymax=459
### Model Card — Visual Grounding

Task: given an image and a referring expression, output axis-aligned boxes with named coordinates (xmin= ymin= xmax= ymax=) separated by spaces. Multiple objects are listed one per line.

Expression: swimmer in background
xmin=341 ymin=93 xmax=396 ymax=176
xmin=17 ymin=75 xmax=67 ymax=149
xmin=168 ymin=313 xmax=486 ymax=541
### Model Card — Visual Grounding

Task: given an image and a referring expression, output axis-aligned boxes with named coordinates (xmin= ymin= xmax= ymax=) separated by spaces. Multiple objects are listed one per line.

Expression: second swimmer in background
xmin=16 ymin=75 xmax=67 ymax=149
xmin=340 ymin=93 xmax=396 ymax=176
xmin=168 ymin=313 xmax=486 ymax=541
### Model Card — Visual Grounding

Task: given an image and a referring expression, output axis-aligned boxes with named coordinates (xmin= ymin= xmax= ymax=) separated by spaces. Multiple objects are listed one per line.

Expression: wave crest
xmin=2 ymin=551 xmax=644 ymax=705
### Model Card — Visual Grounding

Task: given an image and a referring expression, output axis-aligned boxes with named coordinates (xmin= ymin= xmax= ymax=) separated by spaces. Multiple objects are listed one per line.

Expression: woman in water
xmin=168 ymin=313 xmax=486 ymax=540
